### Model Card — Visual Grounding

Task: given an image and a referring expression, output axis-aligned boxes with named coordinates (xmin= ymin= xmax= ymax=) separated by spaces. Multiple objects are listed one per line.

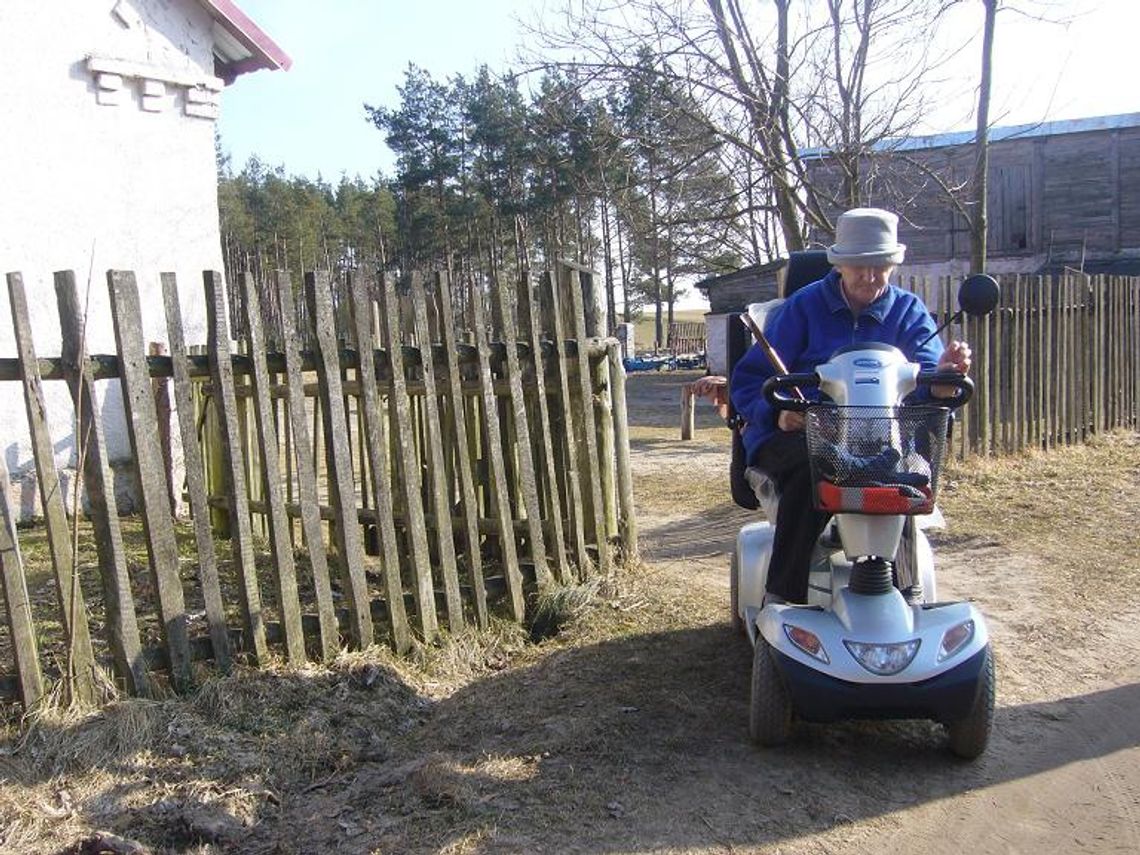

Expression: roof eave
xmin=198 ymin=0 xmax=291 ymax=83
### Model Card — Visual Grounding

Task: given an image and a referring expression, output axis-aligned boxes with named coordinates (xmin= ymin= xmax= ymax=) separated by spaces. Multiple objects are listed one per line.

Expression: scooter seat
xmin=745 ymin=466 xmax=781 ymax=523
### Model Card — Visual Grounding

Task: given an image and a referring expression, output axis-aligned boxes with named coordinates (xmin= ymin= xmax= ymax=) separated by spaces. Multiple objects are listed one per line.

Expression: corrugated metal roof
xmin=197 ymin=0 xmax=291 ymax=80
xmin=801 ymin=112 xmax=1140 ymax=159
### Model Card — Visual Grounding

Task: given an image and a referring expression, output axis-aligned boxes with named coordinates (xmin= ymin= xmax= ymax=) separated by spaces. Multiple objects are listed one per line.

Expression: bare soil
xmin=3 ymin=368 xmax=1140 ymax=854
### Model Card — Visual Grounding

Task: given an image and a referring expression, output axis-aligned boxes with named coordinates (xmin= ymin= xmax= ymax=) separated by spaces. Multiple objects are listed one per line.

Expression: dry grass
xmin=4 ymin=419 xmax=1140 ymax=852
xmin=939 ymin=431 xmax=1140 ymax=602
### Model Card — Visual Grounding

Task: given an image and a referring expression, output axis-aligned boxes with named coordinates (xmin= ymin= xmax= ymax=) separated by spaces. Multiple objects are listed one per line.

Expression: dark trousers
xmin=753 ymin=431 xmax=832 ymax=602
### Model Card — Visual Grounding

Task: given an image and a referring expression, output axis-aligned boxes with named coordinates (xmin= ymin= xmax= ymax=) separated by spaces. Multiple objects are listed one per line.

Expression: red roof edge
xmin=200 ymin=0 xmax=292 ymax=75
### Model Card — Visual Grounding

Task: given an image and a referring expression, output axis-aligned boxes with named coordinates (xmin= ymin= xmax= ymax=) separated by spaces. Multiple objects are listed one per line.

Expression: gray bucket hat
xmin=827 ymin=207 xmax=906 ymax=266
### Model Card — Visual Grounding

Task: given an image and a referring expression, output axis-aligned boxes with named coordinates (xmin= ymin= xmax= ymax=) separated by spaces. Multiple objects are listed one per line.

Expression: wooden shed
xmin=695 ymin=260 xmax=785 ymax=375
xmin=804 ymin=113 xmax=1140 ymax=281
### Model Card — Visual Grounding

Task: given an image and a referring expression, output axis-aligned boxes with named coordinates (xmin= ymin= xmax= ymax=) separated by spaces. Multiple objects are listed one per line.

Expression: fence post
xmin=410 ymin=272 xmax=467 ymax=625
xmin=491 ymin=274 xmax=552 ymax=590
xmin=467 ymin=278 xmax=527 ymax=621
xmin=562 ymin=264 xmax=612 ymax=576
xmin=7 ymin=272 xmax=98 ymax=703
xmin=0 ymin=454 xmax=44 ymax=709
xmin=345 ymin=273 xmax=413 ymax=651
xmin=516 ymin=272 xmax=572 ymax=585
xmin=236 ymin=272 xmax=306 ymax=664
xmin=306 ymin=271 xmax=377 ymax=649
xmin=607 ymin=341 xmax=638 ymax=562
xmin=108 ymin=271 xmax=194 ymax=692
xmin=56 ymin=269 xmax=150 ymax=695
xmin=204 ymin=270 xmax=270 ymax=664
xmin=375 ymin=274 xmax=443 ymax=638
xmin=680 ymin=383 xmax=695 ymax=441
xmin=543 ymin=271 xmax=590 ymax=576
xmin=160 ymin=273 xmax=232 ymax=672
xmin=433 ymin=272 xmax=491 ymax=624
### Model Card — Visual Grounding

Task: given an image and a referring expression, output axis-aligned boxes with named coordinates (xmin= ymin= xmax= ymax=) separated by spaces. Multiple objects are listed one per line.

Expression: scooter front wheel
xmin=750 ymin=636 xmax=793 ymax=746
xmin=946 ymin=643 xmax=995 ymax=760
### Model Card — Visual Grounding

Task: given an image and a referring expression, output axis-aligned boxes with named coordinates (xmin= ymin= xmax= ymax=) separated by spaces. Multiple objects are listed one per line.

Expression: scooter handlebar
xmin=916 ymin=371 xmax=975 ymax=408
xmin=762 ymin=372 xmax=819 ymax=411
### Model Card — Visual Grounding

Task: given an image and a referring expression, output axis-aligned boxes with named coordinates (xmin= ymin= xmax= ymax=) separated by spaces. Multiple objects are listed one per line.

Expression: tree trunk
xmin=971 ymin=0 xmax=997 ymax=274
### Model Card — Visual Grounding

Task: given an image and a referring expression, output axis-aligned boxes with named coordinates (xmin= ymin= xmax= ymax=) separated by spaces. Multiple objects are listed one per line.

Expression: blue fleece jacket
xmin=730 ymin=269 xmax=946 ymax=463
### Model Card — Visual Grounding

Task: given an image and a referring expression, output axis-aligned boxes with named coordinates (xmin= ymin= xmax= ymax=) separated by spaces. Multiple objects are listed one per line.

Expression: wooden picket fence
xmin=909 ymin=273 xmax=1140 ymax=457
xmin=666 ymin=321 xmax=706 ymax=357
xmin=0 ymin=263 xmax=637 ymax=711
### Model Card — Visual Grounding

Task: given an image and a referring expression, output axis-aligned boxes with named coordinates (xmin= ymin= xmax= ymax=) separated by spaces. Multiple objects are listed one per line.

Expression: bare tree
xmin=524 ymin=0 xmax=963 ymax=256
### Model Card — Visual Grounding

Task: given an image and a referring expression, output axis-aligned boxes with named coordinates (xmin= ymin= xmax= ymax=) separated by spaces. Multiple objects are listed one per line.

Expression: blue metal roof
xmin=800 ymin=112 xmax=1140 ymax=159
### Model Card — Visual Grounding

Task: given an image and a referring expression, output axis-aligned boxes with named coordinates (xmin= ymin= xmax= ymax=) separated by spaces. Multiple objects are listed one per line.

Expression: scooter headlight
xmin=937 ymin=619 xmax=975 ymax=662
xmin=783 ymin=624 xmax=830 ymax=664
xmin=844 ymin=639 xmax=920 ymax=675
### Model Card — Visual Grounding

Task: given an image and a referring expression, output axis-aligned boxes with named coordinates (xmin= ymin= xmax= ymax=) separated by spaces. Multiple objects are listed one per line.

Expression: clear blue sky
xmin=217 ymin=0 xmax=1139 ymax=183
xmin=216 ymin=0 xmax=542 ymax=182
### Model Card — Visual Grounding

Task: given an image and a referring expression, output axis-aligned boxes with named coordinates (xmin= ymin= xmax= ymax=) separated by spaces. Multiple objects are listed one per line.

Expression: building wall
xmin=0 ymin=0 xmax=226 ymax=517
xmin=807 ymin=122 xmax=1140 ymax=271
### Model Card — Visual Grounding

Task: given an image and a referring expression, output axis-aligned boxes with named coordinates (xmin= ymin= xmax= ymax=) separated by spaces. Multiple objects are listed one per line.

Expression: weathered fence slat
xmin=516 ymin=273 xmax=571 ymax=583
xmin=564 ymin=266 xmax=612 ymax=575
xmin=491 ymin=274 xmax=552 ymax=588
xmin=410 ymin=273 xmax=466 ymax=627
xmin=433 ymin=272 xmax=489 ymax=626
xmin=305 ymin=271 xmax=375 ymax=649
xmin=542 ymin=271 xmax=589 ymax=575
xmin=345 ymin=273 xmax=412 ymax=652
xmin=160 ymin=273 xmax=232 ymax=672
xmin=7 ymin=272 xmax=98 ymax=703
xmin=0 ymin=453 xmax=44 ymax=708
xmin=275 ymin=271 xmax=340 ymax=660
xmin=107 ymin=271 xmax=193 ymax=691
xmin=56 ymin=270 xmax=150 ymax=695
xmin=204 ymin=270 xmax=269 ymax=664
xmin=237 ymin=272 xmax=306 ymax=664
xmin=467 ymin=280 xmax=526 ymax=621
xmin=377 ymin=274 xmax=441 ymax=639
xmin=607 ymin=341 xmax=639 ymax=561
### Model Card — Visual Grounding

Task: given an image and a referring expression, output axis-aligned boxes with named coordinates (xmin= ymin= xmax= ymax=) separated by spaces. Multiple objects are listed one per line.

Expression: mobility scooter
xmin=727 ymin=252 xmax=999 ymax=759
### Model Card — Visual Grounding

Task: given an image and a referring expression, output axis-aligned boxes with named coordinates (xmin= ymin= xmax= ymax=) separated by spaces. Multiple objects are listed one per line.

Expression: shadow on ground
xmin=240 ymin=624 xmax=1140 ymax=854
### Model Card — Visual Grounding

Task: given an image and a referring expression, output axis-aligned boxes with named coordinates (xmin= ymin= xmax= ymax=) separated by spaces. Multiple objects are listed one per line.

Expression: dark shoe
xmin=761 ymin=592 xmax=787 ymax=608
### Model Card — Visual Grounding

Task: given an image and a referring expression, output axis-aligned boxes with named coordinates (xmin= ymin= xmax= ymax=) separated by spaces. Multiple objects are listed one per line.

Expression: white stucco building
xmin=0 ymin=0 xmax=288 ymax=518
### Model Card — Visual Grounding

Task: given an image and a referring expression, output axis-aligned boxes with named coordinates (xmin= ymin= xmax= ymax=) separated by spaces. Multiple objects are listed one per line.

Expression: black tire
xmin=730 ymin=550 xmax=745 ymax=636
xmin=750 ymin=636 xmax=793 ymax=746
xmin=946 ymin=644 xmax=995 ymax=760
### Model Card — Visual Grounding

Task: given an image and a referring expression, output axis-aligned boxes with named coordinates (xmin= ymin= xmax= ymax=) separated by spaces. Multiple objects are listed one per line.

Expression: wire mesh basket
xmin=805 ymin=404 xmax=950 ymax=515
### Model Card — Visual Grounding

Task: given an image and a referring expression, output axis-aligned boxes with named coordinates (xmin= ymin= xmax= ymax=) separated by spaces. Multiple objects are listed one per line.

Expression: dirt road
xmin=5 ymin=369 xmax=1140 ymax=854
xmin=621 ymin=370 xmax=1140 ymax=855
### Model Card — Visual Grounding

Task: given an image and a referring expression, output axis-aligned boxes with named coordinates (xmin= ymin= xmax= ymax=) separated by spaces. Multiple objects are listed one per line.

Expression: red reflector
xmin=787 ymin=625 xmax=822 ymax=655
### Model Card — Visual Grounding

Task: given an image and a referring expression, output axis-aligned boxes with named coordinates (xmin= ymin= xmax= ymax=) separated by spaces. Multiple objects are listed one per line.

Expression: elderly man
xmin=730 ymin=208 xmax=972 ymax=605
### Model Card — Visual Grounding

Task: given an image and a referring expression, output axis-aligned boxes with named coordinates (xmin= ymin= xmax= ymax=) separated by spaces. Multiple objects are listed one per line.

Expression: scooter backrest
xmin=783 ymin=249 xmax=831 ymax=298
xmin=727 ymin=249 xmax=832 ymax=510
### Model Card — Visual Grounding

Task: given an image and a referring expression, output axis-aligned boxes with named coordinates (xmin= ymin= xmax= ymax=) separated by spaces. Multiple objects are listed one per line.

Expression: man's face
xmin=836 ymin=264 xmax=894 ymax=311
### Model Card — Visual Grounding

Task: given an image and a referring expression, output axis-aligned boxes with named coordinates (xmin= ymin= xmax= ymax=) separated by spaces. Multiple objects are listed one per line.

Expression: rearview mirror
xmin=959 ymin=274 xmax=1000 ymax=318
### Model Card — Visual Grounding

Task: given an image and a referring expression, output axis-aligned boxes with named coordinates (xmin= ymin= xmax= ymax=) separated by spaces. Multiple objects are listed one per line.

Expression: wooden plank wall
xmin=0 ymin=263 xmax=634 ymax=710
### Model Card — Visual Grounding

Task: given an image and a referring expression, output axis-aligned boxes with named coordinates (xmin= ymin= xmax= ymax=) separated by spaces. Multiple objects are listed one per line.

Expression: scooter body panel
xmin=757 ymin=596 xmax=988 ymax=686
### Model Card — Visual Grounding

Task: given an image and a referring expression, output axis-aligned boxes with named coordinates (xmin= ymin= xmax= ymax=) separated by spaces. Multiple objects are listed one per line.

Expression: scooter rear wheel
xmin=946 ymin=644 xmax=995 ymax=759
xmin=730 ymin=551 xmax=745 ymax=637
xmin=750 ymin=636 xmax=793 ymax=746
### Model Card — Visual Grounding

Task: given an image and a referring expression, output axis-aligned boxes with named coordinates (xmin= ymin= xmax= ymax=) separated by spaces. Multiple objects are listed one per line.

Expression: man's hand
xmin=933 ymin=340 xmax=972 ymax=399
xmin=778 ymin=410 xmax=806 ymax=432
xmin=938 ymin=340 xmax=972 ymax=374
xmin=692 ymin=375 xmax=729 ymax=420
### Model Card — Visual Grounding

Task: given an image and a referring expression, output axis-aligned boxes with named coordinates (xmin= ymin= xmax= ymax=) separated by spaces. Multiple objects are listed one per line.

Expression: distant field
xmin=628 ymin=307 xmax=707 ymax=353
